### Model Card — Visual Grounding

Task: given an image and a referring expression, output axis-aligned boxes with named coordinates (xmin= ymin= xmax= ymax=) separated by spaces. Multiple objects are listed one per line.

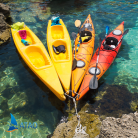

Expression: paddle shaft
xmin=93 ymin=46 xmax=100 ymax=85
xmin=73 ymin=39 xmax=76 ymax=57
xmin=116 ymin=29 xmax=129 ymax=47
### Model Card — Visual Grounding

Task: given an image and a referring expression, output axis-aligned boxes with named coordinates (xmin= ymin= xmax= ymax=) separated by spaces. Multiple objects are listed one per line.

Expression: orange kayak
xmin=71 ymin=14 xmax=95 ymax=97
xmin=76 ymin=21 xmax=125 ymax=100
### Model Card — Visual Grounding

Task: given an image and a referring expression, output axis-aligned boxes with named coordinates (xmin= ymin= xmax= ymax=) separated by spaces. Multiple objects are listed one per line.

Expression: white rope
xmin=64 ymin=90 xmax=88 ymax=136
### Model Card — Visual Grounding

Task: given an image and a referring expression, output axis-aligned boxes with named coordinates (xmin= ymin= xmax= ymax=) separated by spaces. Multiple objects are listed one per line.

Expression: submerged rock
xmin=8 ymin=92 xmax=27 ymax=110
xmin=97 ymin=112 xmax=138 ymax=138
xmin=0 ymin=3 xmax=10 ymax=45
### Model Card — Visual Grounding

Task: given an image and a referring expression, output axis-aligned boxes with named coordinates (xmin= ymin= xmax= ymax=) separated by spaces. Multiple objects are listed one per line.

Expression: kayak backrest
xmin=53 ymin=45 xmax=66 ymax=54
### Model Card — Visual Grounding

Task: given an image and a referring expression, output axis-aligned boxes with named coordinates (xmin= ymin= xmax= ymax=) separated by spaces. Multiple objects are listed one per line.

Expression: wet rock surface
xmin=51 ymin=103 xmax=101 ymax=138
xmin=97 ymin=112 xmax=138 ymax=138
xmin=0 ymin=3 xmax=10 ymax=45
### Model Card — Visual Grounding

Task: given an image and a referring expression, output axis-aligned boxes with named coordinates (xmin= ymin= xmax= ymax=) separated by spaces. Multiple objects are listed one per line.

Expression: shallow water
xmin=1 ymin=0 xmax=138 ymax=137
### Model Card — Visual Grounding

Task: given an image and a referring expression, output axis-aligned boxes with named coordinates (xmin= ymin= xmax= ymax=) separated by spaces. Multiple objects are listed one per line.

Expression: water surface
xmin=0 ymin=0 xmax=138 ymax=137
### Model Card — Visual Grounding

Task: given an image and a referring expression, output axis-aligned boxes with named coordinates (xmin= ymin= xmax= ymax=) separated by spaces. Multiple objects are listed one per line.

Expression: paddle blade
xmin=106 ymin=26 xmax=109 ymax=35
xmin=75 ymin=20 xmax=81 ymax=28
xmin=72 ymin=32 xmax=77 ymax=39
xmin=89 ymin=74 xmax=98 ymax=89
xmin=123 ymin=29 xmax=129 ymax=36
xmin=72 ymin=59 xmax=77 ymax=70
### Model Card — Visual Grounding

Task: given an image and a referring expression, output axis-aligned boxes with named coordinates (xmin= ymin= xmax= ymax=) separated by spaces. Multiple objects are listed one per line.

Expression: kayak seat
xmin=103 ymin=37 xmax=118 ymax=50
xmin=80 ymin=31 xmax=92 ymax=42
xmin=53 ymin=45 xmax=66 ymax=54
xmin=52 ymin=40 xmax=68 ymax=60
xmin=25 ymin=46 xmax=50 ymax=68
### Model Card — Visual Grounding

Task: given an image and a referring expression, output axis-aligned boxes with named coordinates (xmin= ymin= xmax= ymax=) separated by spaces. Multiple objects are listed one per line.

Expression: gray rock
xmin=99 ymin=112 xmax=138 ymax=138
xmin=0 ymin=3 xmax=10 ymax=18
xmin=0 ymin=3 xmax=10 ymax=45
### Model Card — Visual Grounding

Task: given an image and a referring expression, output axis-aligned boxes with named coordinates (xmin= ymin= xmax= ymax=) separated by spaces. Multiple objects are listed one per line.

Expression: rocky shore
xmin=0 ymin=3 xmax=11 ymax=45
xmin=97 ymin=111 xmax=138 ymax=138
xmin=51 ymin=104 xmax=138 ymax=138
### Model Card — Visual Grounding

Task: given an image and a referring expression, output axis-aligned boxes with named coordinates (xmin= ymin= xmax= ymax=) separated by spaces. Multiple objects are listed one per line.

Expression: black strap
xmin=53 ymin=45 xmax=66 ymax=54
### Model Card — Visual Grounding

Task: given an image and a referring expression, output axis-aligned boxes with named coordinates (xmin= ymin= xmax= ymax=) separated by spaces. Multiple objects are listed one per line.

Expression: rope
xmin=64 ymin=91 xmax=88 ymax=135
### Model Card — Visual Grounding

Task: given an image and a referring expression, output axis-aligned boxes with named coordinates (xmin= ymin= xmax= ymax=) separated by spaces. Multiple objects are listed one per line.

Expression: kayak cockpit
xmin=103 ymin=37 xmax=118 ymax=50
xmin=25 ymin=46 xmax=51 ymax=68
xmin=80 ymin=30 xmax=92 ymax=43
xmin=52 ymin=40 xmax=69 ymax=61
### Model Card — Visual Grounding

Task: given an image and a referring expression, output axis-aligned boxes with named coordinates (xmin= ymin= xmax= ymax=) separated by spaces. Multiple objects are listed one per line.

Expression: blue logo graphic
xmin=7 ymin=113 xmax=18 ymax=132
xmin=7 ymin=113 xmax=37 ymax=132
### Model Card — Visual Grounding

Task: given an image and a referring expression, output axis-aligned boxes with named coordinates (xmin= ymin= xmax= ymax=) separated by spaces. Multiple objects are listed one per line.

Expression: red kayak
xmin=76 ymin=21 xmax=127 ymax=100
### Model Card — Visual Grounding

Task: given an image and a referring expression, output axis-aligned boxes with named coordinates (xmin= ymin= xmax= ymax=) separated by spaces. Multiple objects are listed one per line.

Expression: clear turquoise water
xmin=1 ymin=0 xmax=138 ymax=137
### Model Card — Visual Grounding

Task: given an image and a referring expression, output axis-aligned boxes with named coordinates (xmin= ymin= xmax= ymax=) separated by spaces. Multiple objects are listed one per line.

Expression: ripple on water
xmin=2 ymin=0 xmax=138 ymax=137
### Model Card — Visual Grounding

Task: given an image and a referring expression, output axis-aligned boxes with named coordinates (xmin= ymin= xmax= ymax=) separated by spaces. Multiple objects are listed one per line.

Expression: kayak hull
xmin=11 ymin=25 xmax=66 ymax=101
xmin=71 ymin=14 xmax=95 ymax=97
xmin=76 ymin=21 xmax=124 ymax=100
xmin=47 ymin=19 xmax=72 ymax=93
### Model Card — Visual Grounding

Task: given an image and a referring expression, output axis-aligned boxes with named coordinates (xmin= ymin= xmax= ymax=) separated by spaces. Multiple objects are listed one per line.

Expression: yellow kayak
xmin=47 ymin=17 xmax=72 ymax=93
xmin=11 ymin=23 xmax=66 ymax=101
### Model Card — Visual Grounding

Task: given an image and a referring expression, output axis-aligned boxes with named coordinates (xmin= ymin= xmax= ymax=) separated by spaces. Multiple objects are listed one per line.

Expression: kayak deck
xmin=47 ymin=19 xmax=72 ymax=93
xmin=11 ymin=24 xmax=66 ymax=101
xmin=76 ymin=21 xmax=124 ymax=100
xmin=71 ymin=14 xmax=95 ymax=97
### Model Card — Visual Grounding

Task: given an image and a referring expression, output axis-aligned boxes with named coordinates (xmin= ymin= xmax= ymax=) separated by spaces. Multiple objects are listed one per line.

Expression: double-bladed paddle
xmin=105 ymin=26 xmax=109 ymax=37
xmin=72 ymin=20 xmax=81 ymax=70
xmin=72 ymin=32 xmax=77 ymax=70
xmin=89 ymin=26 xmax=109 ymax=89
xmin=89 ymin=38 xmax=102 ymax=89
xmin=89 ymin=28 xmax=129 ymax=89
xmin=116 ymin=29 xmax=129 ymax=46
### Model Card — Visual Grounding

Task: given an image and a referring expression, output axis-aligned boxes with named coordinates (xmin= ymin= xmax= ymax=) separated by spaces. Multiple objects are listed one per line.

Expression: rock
xmin=0 ymin=3 xmax=10 ymax=18
xmin=51 ymin=116 xmax=78 ymax=138
xmin=98 ymin=112 xmax=138 ymax=137
xmin=8 ymin=92 xmax=27 ymax=110
xmin=0 ymin=26 xmax=10 ymax=45
xmin=0 ymin=3 xmax=10 ymax=45
xmin=52 ymin=111 xmax=101 ymax=138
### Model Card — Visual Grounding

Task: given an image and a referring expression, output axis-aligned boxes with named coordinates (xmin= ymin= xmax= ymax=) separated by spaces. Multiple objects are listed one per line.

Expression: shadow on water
xmin=16 ymin=52 xmax=66 ymax=112
xmin=46 ymin=0 xmax=101 ymax=15
xmin=75 ymin=84 xmax=138 ymax=120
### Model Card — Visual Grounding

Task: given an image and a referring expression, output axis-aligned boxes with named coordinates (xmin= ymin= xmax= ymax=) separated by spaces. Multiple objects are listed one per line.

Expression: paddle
xmin=105 ymin=26 xmax=109 ymax=37
xmin=72 ymin=20 xmax=81 ymax=70
xmin=116 ymin=29 xmax=129 ymax=46
xmin=75 ymin=19 xmax=82 ymax=42
xmin=75 ymin=20 xmax=81 ymax=29
xmin=89 ymin=38 xmax=102 ymax=89
xmin=89 ymin=26 xmax=110 ymax=89
xmin=89 ymin=29 xmax=129 ymax=89
xmin=72 ymin=32 xmax=77 ymax=70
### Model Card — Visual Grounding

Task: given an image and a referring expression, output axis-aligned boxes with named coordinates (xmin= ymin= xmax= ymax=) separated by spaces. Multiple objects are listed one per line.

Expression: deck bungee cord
xmin=71 ymin=15 xmax=95 ymax=98
xmin=78 ymin=29 xmax=129 ymax=96
xmin=76 ymin=22 xmax=129 ymax=101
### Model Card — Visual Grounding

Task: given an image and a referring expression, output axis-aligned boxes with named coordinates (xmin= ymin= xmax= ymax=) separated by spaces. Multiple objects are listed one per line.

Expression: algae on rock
xmin=52 ymin=103 xmax=101 ymax=138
